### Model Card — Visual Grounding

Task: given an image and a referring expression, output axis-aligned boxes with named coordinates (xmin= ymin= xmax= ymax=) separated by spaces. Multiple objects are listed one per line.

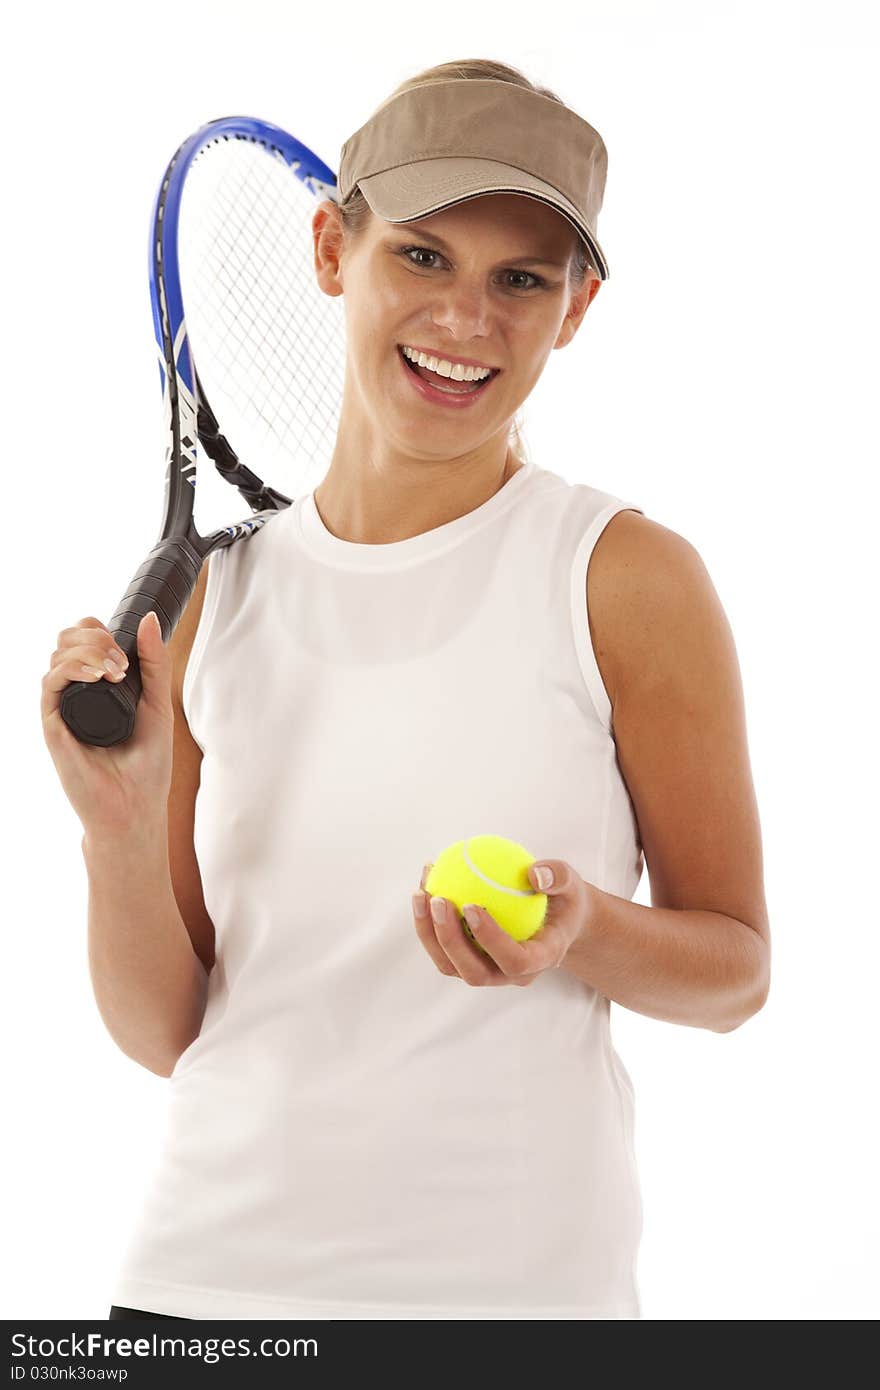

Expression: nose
xmin=428 ymin=281 xmax=494 ymax=344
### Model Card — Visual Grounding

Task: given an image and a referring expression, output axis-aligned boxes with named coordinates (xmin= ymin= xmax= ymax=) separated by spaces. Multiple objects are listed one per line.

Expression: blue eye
xmin=397 ymin=245 xmax=545 ymax=291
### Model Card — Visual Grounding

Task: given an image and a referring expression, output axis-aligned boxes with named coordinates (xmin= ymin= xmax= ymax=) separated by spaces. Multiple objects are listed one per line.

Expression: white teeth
xmin=401 ymin=345 xmax=492 ymax=382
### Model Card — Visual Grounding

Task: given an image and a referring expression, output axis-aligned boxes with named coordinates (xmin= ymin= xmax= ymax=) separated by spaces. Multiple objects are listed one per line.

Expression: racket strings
xmin=179 ymin=137 xmax=347 ymax=501
xmin=192 ymin=148 xmax=340 ymax=432
xmin=192 ymin=154 xmax=338 ymax=447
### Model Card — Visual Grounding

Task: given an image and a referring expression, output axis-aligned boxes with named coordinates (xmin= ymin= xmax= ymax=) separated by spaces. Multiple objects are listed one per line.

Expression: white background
xmin=4 ymin=0 xmax=878 ymax=1321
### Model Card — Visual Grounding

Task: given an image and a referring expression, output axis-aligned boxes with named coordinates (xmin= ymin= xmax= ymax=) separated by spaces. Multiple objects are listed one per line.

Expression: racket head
xmin=152 ymin=115 xmax=346 ymax=553
xmin=60 ymin=117 xmax=346 ymax=746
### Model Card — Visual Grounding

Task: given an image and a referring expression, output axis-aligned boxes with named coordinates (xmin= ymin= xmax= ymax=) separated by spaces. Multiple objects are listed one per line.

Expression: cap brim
xmin=356 ymin=157 xmax=609 ymax=280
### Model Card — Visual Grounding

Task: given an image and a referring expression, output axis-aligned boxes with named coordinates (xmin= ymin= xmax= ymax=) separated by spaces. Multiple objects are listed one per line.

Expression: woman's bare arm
xmin=84 ymin=819 xmax=210 ymax=1075
xmin=83 ymin=563 xmax=214 ymax=1074
xmin=560 ymin=512 xmax=770 ymax=1031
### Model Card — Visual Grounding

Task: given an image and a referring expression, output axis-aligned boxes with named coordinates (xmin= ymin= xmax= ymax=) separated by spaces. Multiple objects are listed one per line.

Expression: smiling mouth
xmin=397 ymin=345 xmax=501 ymax=395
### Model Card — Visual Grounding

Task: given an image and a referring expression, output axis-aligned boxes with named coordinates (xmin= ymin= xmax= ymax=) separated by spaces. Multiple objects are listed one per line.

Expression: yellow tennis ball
xmin=424 ymin=834 xmax=548 ymax=951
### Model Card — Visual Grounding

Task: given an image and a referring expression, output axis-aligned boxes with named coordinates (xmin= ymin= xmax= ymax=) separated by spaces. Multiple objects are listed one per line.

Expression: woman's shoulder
xmin=586 ymin=509 xmax=717 ymax=712
xmin=593 ymin=506 xmax=698 ymax=575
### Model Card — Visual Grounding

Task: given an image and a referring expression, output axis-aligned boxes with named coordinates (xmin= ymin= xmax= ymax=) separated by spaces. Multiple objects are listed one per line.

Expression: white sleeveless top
xmin=111 ymin=462 xmax=646 ymax=1320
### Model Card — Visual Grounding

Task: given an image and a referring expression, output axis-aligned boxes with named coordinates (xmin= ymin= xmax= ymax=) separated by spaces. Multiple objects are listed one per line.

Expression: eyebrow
xmin=391 ymin=229 xmax=568 ymax=269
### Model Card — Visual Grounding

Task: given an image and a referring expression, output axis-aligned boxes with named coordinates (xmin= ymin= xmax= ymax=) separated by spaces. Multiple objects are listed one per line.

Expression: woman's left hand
xmin=412 ymin=859 xmax=590 ymax=986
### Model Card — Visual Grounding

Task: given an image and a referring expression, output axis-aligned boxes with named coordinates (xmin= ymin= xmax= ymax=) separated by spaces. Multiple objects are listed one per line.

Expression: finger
xmin=54 ymin=618 xmax=115 ymax=650
xmin=427 ymin=896 xmax=502 ymax=985
xmin=54 ymin=642 xmax=129 ymax=680
xmin=412 ymin=892 xmax=459 ymax=976
xmin=50 ymin=628 xmax=128 ymax=670
xmin=526 ymin=858 xmax=587 ymax=909
xmin=460 ymin=904 xmax=538 ymax=981
xmin=41 ymin=644 xmax=128 ymax=730
xmin=42 ymin=647 xmax=126 ymax=703
xmin=134 ymin=611 xmax=173 ymax=715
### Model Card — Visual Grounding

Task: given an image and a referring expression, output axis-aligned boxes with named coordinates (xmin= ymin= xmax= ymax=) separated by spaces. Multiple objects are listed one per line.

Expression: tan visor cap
xmin=338 ymin=79 xmax=611 ymax=280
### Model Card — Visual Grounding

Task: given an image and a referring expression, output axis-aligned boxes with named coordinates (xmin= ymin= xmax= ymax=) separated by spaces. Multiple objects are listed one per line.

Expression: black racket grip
xmin=60 ymin=536 xmax=203 ymax=747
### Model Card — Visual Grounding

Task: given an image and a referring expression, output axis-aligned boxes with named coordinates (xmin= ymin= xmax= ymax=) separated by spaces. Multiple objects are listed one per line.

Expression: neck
xmin=312 ymin=448 xmax=523 ymax=545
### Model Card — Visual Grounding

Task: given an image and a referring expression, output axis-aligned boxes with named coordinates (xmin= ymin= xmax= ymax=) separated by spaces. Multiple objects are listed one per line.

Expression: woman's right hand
xmin=41 ymin=611 xmax=175 ymax=840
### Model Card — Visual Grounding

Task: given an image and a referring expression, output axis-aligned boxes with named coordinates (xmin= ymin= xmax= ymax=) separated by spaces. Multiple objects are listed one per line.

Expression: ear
xmin=313 ymin=200 xmax=346 ymax=298
xmin=554 ymin=275 xmax=601 ymax=351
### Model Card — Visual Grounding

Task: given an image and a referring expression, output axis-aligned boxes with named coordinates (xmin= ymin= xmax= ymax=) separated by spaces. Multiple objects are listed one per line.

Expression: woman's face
xmin=315 ymin=192 xmax=600 ymax=459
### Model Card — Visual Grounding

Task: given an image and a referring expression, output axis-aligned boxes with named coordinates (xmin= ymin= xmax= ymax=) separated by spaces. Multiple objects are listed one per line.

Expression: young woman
xmin=42 ymin=58 xmax=770 ymax=1321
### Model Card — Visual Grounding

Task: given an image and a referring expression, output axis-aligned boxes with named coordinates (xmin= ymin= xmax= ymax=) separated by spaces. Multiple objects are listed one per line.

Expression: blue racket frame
xmin=60 ymin=117 xmax=339 ymax=746
xmin=150 ymin=116 xmax=339 ymax=544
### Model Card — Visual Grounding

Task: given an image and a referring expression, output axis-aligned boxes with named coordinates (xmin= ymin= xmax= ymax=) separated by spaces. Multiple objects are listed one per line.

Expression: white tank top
xmin=112 ymin=461 xmax=646 ymax=1320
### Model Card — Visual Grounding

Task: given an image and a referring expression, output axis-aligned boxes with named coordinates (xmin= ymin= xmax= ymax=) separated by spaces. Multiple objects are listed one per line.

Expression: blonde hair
xmin=338 ymin=58 xmax=596 ymax=468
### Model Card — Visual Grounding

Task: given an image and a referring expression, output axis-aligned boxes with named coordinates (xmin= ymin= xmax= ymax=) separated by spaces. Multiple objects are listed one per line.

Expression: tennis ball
xmin=424 ymin=834 xmax=548 ymax=951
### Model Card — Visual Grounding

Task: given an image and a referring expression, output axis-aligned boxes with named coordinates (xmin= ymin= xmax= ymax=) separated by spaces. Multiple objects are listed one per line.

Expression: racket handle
xmin=60 ymin=537 xmax=202 ymax=747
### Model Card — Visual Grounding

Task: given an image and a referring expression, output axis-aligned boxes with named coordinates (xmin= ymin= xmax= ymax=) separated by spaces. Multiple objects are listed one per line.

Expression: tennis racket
xmin=60 ymin=115 xmax=346 ymax=746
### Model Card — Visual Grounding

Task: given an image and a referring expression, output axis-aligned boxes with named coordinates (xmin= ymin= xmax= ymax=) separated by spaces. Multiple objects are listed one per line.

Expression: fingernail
xmin=429 ymin=897 xmax=447 ymax=925
xmin=533 ymin=865 xmax=553 ymax=890
xmin=463 ymin=905 xmax=480 ymax=931
xmin=412 ymin=892 xmax=429 ymax=919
